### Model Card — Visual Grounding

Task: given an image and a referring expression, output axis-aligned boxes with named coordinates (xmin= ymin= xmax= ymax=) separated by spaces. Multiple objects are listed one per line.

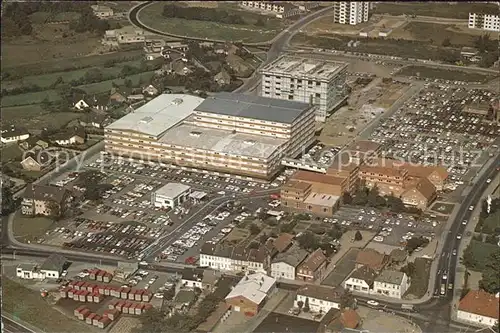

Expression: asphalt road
xmin=1 ymin=316 xmax=34 ymax=333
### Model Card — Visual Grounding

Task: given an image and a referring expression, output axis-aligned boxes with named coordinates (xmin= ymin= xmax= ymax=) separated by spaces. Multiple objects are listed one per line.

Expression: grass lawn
xmin=138 ymin=2 xmax=283 ymax=43
xmin=373 ymin=2 xmax=498 ymax=19
xmin=463 ymin=240 xmax=499 ymax=271
xmin=2 ymin=278 xmax=92 ymax=333
xmin=396 ymin=66 xmax=495 ymax=83
xmin=2 ymin=60 xmax=144 ymax=90
xmin=29 ymin=11 xmax=81 ymax=24
xmin=1 ymin=144 xmax=24 ymax=163
xmin=1 ymin=90 xmax=61 ymax=107
xmin=395 ymin=22 xmax=479 ymax=47
xmin=321 ymin=248 xmax=359 ymax=287
xmin=2 ymin=105 xmax=83 ymax=130
xmin=405 ymin=257 xmax=431 ymax=298
xmin=79 ymin=71 xmax=156 ymax=94
xmin=430 ymin=202 xmax=455 ymax=215
xmin=13 ymin=214 xmax=55 ymax=243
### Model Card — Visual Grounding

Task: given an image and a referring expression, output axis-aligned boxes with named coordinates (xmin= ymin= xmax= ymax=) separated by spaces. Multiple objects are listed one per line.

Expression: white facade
xmin=1 ymin=132 xmax=29 ymax=144
xmin=294 ymin=293 xmax=340 ymax=313
xmin=457 ymin=310 xmax=498 ymax=327
xmin=271 ymin=262 xmax=296 ymax=280
xmin=469 ymin=13 xmax=500 ymax=32
xmin=199 ymin=253 xmax=266 ymax=273
xmin=55 ymin=136 xmax=80 ymax=146
xmin=41 ymin=269 xmax=61 ymax=279
xmin=344 ymin=276 xmax=371 ymax=293
xmin=16 ymin=266 xmax=45 ymax=280
xmin=74 ymin=99 xmax=90 ymax=110
xmin=152 ymin=183 xmax=191 ymax=209
xmin=333 ymin=2 xmax=370 ymax=25
xmin=259 ymin=56 xmax=348 ymax=122
xmin=373 ymin=273 xmax=409 ymax=299
xmin=182 ymin=278 xmax=202 ymax=289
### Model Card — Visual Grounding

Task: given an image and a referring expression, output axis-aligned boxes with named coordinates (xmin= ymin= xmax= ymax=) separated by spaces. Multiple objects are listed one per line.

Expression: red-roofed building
xmin=457 ymin=290 xmax=499 ymax=327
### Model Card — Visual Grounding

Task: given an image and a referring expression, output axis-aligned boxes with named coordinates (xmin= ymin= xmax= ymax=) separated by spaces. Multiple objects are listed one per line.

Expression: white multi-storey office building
xmin=333 ymin=1 xmax=370 ymax=25
xmin=104 ymin=93 xmax=315 ymax=180
xmin=469 ymin=12 xmax=500 ymax=32
xmin=259 ymin=55 xmax=348 ymax=122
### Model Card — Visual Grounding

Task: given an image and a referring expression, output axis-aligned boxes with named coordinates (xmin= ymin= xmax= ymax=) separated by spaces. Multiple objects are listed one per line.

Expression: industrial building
xmin=105 ymin=93 xmax=316 ymax=179
xmin=152 ymin=183 xmax=191 ymax=209
xmin=333 ymin=2 xmax=371 ymax=25
xmin=468 ymin=12 xmax=500 ymax=32
xmin=259 ymin=55 xmax=348 ymax=122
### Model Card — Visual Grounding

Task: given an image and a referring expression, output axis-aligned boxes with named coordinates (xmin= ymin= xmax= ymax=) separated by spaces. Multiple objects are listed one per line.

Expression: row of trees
xmin=162 ymin=4 xmax=245 ymax=25
xmin=344 ymin=186 xmax=421 ymax=215
xmin=1 ymin=187 xmax=20 ymax=216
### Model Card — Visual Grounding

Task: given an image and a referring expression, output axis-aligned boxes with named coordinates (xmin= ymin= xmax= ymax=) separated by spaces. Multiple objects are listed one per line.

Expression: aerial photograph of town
xmin=0 ymin=1 xmax=499 ymax=333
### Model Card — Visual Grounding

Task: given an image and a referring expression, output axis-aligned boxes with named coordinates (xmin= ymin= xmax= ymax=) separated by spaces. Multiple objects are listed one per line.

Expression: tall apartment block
xmin=468 ymin=12 xmax=500 ymax=32
xmin=259 ymin=55 xmax=348 ymax=122
xmin=333 ymin=1 xmax=370 ymax=25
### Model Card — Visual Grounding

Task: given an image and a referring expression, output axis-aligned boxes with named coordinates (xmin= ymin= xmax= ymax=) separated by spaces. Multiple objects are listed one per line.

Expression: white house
xmin=151 ymin=183 xmax=191 ymax=209
xmin=1 ymin=125 xmax=30 ymax=143
xmin=343 ymin=266 xmax=377 ymax=294
xmin=373 ymin=270 xmax=408 ymax=299
xmin=457 ymin=290 xmax=499 ymax=327
xmin=74 ymin=99 xmax=90 ymax=110
xmin=295 ymin=285 xmax=342 ymax=313
xmin=199 ymin=242 xmax=270 ymax=274
xmin=91 ymin=5 xmax=113 ymax=19
xmin=270 ymin=246 xmax=308 ymax=281
xmin=16 ymin=264 xmax=45 ymax=280
xmin=40 ymin=254 xmax=67 ymax=279
xmin=181 ymin=268 xmax=204 ymax=289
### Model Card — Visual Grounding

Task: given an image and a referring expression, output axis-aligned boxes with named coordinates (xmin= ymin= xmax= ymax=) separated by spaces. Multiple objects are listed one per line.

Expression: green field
xmin=396 ymin=66 xmax=495 ymax=83
xmin=405 ymin=258 xmax=431 ymax=298
xmin=2 ymin=60 xmax=145 ymax=90
xmin=464 ymin=240 xmax=499 ymax=271
xmin=1 ymin=90 xmax=61 ymax=107
xmin=29 ymin=11 xmax=81 ymax=24
xmin=2 ymin=105 xmax=83 ymax=130
xmin=1 ymin=144 xmax=24 ymax=163
xmin=401 ymin=22 xmax=477 ymax=47
xmin=80 ymin=71 xmax=156 ymax=94
xmin=373 ymin=2 xmax=498 ymax=19
xmin=138 ymin=2 xmax=283 ymax=43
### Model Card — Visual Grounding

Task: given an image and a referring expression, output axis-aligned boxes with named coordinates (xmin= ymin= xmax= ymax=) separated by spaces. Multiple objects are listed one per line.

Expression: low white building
xmin=152 ymin=183 xmax=191 ymax=209
xmin=343 ymin=266 xmax=377 ymax=294
xmin=1 ymin=125 xmax=29 ymax=143
xmin=16 ymin=254 xmax=67 ymax=280
xmin=16 ymin=264 xmax=45 ymax=280
xmin=373 ymin=270 xmax=408 ymax=299
xmin=225 ymin=272 xmax=276 ymax=313
xmin=181 ymin=267 xmax=204 ymax=289
xmin=271 ymin=246 xmax=308 ymax=281
xmin=199 ymin=242 xmax=270 ymax=274
xmin=457 ymin=290 xmax=499 ymax=327
xmin=295 ymin=285 xmax=342 ymax=313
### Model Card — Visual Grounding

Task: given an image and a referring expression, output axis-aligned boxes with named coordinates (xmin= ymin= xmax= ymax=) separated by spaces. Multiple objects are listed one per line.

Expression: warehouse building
xmin=105 ymin=93 xmax=315 ymax=179
xmin=259 ymin=56 xmax=348 ymax=122
xmin=152 ymin=183 xmax=191 ymax=209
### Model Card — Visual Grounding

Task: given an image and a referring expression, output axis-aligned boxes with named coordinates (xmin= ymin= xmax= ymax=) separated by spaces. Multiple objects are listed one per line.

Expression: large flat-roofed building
xmin=105 ymin=93 xmax=315 ymax=179
xmin=259 ymin=55 xmax=348 ymax=122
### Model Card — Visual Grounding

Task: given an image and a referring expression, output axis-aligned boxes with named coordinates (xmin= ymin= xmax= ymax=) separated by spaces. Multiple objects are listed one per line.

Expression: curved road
xmin=128 ymin=2 xmax=334 ymax=93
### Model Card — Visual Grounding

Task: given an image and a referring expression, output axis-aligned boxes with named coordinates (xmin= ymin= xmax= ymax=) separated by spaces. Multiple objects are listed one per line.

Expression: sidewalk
xmin=451 ymin=173 xmax=500 ymax=323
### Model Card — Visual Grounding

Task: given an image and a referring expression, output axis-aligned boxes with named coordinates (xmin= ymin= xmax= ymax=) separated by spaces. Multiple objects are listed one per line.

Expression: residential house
xmin=343 ymin=266 xmax=377 ymax=294
xmin=20 ymin=149 xmax=54 ymax=172
xmin=127 ymin=94 xmax=145 ymax=102
xmin=21 ymin=183 xmax=72 ymax=217
xmin=103 ymin=26 xmax=146 ymax=46
xmin=271 ymin=245 xmax=308 ymax=280
xmin=355 ymin=249 xmax=388 ymax=272
xmin=373 ymin=270 xmax=409 ymax=299
xmin=400 ymin=178 xmax=437 ymax=210
xmin=273 ymin=233 xmax=294 ymax=253
xmin=295 ymin=285 xmax=343 ymax=313
xmin=19 ymin=138 xmax=48 ymax=151
xmin=91 ymin=5 xmax=113 ymax=19
xmin=224 ymin=273 xmax=276 ymax=316
xmin=79 ymin=113 xmax=108 ymax=129
xmin=201 ymin=270 xmax=220 ymax=292
xmin=214 ymin=70 xmax=231 ymax=86
xmin=457 ymin=290 xmax=499 ymax=327
xmin=144 ymin=39 xmax=166 ymax=60
xmin=181 ymin=267 xmax=204 ymax=289
xmin=142 ymin=84 xmax=159 ymax=97
xmin=109 ymin=87 xmax=130 ymax=104
xmin=1 ymin=125 xmax=29 ymax=144
xmin=40 ymin=254 xmax=67 ymax=279
xmin=165 ymin=42 xmax=189 ymax=52
xmin=199 ymin=242 xmax=271 ymax=273
xmin=53 ymin=127 xmax=86 ymax=146
xmin=16 ymin=264 xmax=45 ymax=280
xmin=296 ymin=248 xmax=327 ymax=282
xmin=73 ymin=94 xmax=109 ymax=111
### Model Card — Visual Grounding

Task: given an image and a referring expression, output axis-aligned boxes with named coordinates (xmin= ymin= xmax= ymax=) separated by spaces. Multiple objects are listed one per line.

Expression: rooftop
xmin=155 ymin=182 xmax=191 ymax=199
xmin=40 ymin=254 xmax=66 ymax=272
xmin=195 ymin=92 xmax=312 ymax=124
xmin=282 ymin=180 xmax=312 ymax=191
xmin=297 ymin=285 xmax=344 ymax=303
xmin=375 ymin=270 xmax=406 ymax=285
xmin=349 ymin=266 xmax=378 ymax=286
xmin=23 ymin=183 xmax=69 ymax=204
xmin=299 ymin=248 xmax=327 ymax=272
xmin=253 ymin=312 xmax=319 ymax=333
xmin=105 ymin=94 xmax=204 ymax=137
xmin=303 ymin=192 xmax=340 ymax=207
xmin=260 ymin=55 xmax=348 ymax=82
xmin=293 ymin=170 xmax=346 ymax=186
xmin=273 ymin=233 xmax=294 ymax=253
xmin=458 ymin=290 xmax=499 ymax=319
xmin=159 ymin=123 xmax=286 ymax=159
xmin=225 ymin=273 xmax=276 ymax=305
xmin=346 ymin=140 xmax=381 ymax=154
xmin=356 ymin=249 xmax=387 ymax=271
xmin=272 ymin=245 xmax=308 ymax=267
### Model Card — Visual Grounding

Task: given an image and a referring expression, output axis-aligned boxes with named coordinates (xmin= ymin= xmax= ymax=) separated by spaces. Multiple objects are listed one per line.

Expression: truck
xmin=401 ymin=304 xmax=414 ymax=311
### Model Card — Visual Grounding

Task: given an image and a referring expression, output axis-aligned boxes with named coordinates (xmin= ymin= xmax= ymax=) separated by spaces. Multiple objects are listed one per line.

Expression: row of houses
xmin=281 ymin=140 xmax=449 ymax=217
xmin=61 ymin=288 xmax=105 ymax=303
xmin=108 ymin=300 xmax=153 ymax=315
xmin=74 ymin=306 xmax=113 ymax=329
xmin=66 ymin=280 xmax=154 ymax=301
xmin=240 ymin=1 xmax=320 ymax=19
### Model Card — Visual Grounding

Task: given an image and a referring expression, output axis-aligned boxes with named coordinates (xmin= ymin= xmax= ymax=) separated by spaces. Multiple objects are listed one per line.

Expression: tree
xmin=303 ymin=298 xmax=310 ymax=312
xmin=342 ymin=191 xmax=353 ymax=205
xmin=352 ymin=187 xmax=368 ymax=205
xmin=137 ymin=308 xmax=167 ymax=333
xmin=297 ymin=300 xmax=304 ymax=310
xmin=45 ymin=200 xmax=62 ymax=220
xmin=400 ymin=262 xmax=416 ymax=278
xmin=249 ymin=223 xmax=261 ymax=235
xmin=327 ymin=225 xmax=343 ymax=240
xmin=406 ymin=236 xmax=429 ymax=254
xmin=354 ymin=230 xmax=363 ymax=241
xmin=297 ymin=231 xmax=320 ymax=251
xmin=386 ymin=195 xmax=406 ymax=213
xmin=479 ymin=250 xmax=500 ymax=294
xmin=441 ymin=37 xmax=451 ymax=47
xmin=340 ymin=289 xmax=355 ymax=309
xmin=259 ymin=233 xmax=268 ymax=244
xmin=248 ymin=241 xmax=260 ymax=249
xmin=1 ymin=186 xmax=19 ymax=216
xmin=255 ymin=17 xmax=265 ymax=27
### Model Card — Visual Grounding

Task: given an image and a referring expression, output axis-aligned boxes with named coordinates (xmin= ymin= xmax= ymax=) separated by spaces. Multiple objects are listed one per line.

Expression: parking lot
xmin=326 ymin=206 xmax=439 ymax=247
xmin=368 ymin=86 xmax=499 ymax=191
